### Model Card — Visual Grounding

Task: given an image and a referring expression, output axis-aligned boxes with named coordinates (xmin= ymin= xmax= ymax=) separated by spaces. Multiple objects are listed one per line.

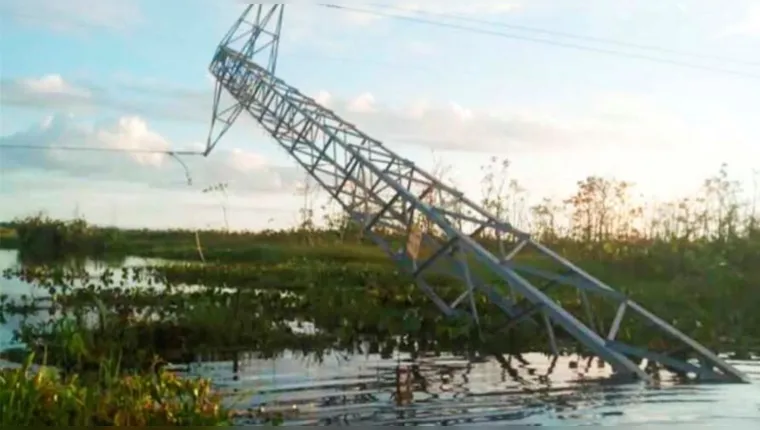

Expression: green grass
xmin=0 ymin=351 xmax=231 ymax=426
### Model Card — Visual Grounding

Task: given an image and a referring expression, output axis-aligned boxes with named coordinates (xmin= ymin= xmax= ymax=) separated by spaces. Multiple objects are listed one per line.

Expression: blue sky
xmin=1 ymin=0 xmax=758 ymax=230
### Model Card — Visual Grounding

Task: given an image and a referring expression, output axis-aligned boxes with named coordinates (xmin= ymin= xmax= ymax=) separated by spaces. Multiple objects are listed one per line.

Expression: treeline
xmin=2 ymin=162 xmax=758 ymax=261
xmin=315 ymin=161 xmax=759 ymax=243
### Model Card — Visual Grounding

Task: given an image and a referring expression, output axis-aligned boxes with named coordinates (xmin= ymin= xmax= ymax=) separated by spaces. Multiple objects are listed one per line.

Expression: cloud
xmin=312 ymin=90 xmax=756 ymax=183
xmin=316 ymin=90 xmax=730 ymax=156
xmin=1 ymin=75 xmax=210 ymax=123
xmin=725 ymin=4 xmax=760 ymax=37
xmin=2 ymin=75 xmax=94 ymax=111
xmin=0 ymin=75 xmax=604 ymax=154
xmin=0 ymin=0 xmax=143 ymax=33
xmin=0 ymin=114 xmax=302 ymax=194
xmin=3 ymin=75 xmax=755 ymax=163
xmin=18 ymin=75 xmax=90 ymax=97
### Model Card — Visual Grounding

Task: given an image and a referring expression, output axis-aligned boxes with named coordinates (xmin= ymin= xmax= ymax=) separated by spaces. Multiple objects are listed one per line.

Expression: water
xmin=0 ymin=249 xmax=166 ymax=351
xmin=0 ymin=249 xmax=166 ymax=298
xmin=178 ymin=351 xmax=760 ymax=426
xmin=1 ymin=249 xmax=759 ymax=426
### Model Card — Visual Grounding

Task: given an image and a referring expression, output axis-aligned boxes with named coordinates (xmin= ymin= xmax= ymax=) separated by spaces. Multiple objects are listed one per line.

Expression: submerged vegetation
xmin=1 ymin=161 xmax=758 ymax=425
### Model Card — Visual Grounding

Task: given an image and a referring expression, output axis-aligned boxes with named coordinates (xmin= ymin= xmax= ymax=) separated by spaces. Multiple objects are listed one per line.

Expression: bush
xmin=12 ymin=214 xmax=121 ymax=262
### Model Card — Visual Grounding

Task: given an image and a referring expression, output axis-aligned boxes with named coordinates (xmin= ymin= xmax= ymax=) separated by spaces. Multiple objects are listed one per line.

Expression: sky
xmin=0 ymin=0 xmax=759 ymax=231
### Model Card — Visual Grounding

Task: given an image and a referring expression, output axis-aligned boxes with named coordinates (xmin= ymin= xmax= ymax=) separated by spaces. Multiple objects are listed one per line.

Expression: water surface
xmin=1 ymin=249 xmax=759 ymax=426
xmin=0 ymin=249 xmax=166 ymax=348
xmin=177 ymin=350 xmax=760 ymax=426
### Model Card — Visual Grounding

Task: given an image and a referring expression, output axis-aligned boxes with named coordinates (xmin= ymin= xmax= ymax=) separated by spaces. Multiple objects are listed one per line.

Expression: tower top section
xmin=214 ymin=5 xmax=284 ymax=76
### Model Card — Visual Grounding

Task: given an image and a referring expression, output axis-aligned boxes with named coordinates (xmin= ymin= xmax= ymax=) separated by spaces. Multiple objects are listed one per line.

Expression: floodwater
xmin=0 ymin=249 xmax=166 ymax=348
xmin=1 ymin=249 xmax=759 ymax=427
xmin=179 ymin=351 xmax=760 ymax=427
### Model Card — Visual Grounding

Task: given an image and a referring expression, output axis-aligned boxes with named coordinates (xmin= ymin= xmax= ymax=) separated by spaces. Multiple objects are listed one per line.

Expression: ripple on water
xmin=167 ymin=351 xmax=760 ymax=426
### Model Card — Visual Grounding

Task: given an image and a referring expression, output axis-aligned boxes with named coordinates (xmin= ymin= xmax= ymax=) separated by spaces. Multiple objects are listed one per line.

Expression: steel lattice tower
xmin=205 ymin=5 xmax=748 ymax=384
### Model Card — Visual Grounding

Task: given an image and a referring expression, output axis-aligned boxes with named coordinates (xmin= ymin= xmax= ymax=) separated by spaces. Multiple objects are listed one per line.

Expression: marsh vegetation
xmin=1 ymin=161 xmax=758 ymax=425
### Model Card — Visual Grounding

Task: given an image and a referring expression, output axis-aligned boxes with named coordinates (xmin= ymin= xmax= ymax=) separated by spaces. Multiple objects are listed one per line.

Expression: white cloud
xmin=2 ymin=75 xmax=94 ymax=111
xmin=292 ymin=89 xmax=757 ymax=170
xmin=725 ymin=4 xmax=760 ymax=37
xmin=18 ymin=75 xmax=91 ymax=98
xmin=229 ymin=148 xmax=269 ymax=172
xmin=2 ymin=84 xmax=757 ymax=229
xmin=1 ymin=75 xmax=209 ymax=122
xmin=3 ymin=75 xmax=756 ymax=174
xmin=313 ymin=90 xmax=332 ymax=107
xmin=94 ymin=117 xmax=171 ymax=167
xmin=0 ymin=0 xmax=143 ymax=33
xmin=347 ymin=92 xmax=376 ymax=113
xmin=0 ymin=114 xmax=301 ymax=194
xmin=301 ymin=90 xmax=591 ymax=153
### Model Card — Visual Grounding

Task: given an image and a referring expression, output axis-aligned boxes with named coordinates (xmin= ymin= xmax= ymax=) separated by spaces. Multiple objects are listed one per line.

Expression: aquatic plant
xmin=3 ymin=261 xmax=758 ymax=366
xmin=0 ymin=352 xmax=230 ymax=426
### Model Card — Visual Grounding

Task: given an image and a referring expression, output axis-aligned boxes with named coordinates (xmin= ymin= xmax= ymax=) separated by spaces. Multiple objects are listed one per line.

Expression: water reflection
xmin=172 ymin=351 xmax=760 ymax=426
xmin=0 ymin=249 xmax=168 ymax=350
xmin=0 ymin=249 xmax=166 ymax=297
xmin=11 ymin=247 xmax=131 ymax=271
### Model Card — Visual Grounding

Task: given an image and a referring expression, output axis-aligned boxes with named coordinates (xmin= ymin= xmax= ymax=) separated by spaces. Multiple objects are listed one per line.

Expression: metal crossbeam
xmin=205 ymin=5 xmax=749 ymax=384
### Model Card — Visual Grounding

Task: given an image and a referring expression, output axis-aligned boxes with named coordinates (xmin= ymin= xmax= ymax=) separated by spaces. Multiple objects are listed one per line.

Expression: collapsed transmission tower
xmin=205 ymin=5 xmax=748 ymax=384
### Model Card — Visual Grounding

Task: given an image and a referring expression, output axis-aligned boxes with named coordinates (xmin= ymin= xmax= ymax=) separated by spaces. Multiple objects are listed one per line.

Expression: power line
xmin=366 ymin=3 xmax=760 ymax=68
xmin=0 ymin=144 xmax=200 ymax=185
xmin=319 ymin=4 xmax=760 ymax=80
xmin=0 ymin=143 xmax=202 ymax=156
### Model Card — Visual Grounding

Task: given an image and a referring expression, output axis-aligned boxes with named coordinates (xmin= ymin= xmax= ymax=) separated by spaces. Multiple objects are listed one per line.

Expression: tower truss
xmin=205 ymin=4 xmax=748 ymax=384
